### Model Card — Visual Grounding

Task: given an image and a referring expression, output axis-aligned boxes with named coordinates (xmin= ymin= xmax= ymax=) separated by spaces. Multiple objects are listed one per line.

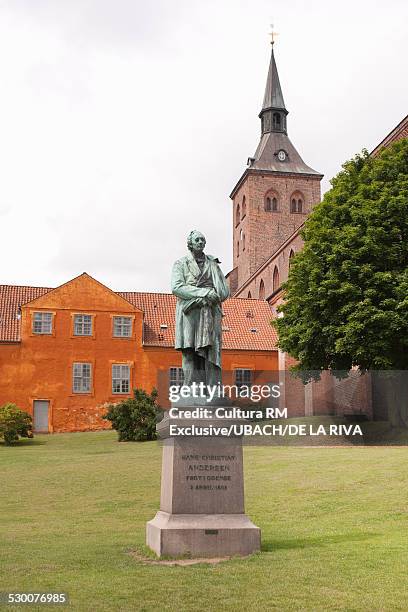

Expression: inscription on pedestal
xmin=182 ymin=453 xmax=235 ymax=492
xmin=160 ymin=438 xmax=245 ymax=514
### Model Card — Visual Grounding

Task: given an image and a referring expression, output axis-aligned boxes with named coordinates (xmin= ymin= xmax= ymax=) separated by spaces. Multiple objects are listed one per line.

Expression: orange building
xmin=0 ymin=273 xmax=278 ymax=432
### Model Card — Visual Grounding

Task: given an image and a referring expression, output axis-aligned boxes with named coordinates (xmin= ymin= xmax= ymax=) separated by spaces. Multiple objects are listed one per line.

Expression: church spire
xmin=259 ymin=42 xmax=288 ymax=135
xmin=230 ymin=34 xmax=323 ymax=199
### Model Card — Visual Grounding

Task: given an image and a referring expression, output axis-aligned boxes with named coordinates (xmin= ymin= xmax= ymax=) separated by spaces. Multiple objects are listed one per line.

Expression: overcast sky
xmin=1 ymin=0 xmax=407 ymax=292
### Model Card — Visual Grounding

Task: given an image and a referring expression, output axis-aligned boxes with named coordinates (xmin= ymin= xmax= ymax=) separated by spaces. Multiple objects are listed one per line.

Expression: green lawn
xmin=2 ymin=431 xmax=408 ymax=611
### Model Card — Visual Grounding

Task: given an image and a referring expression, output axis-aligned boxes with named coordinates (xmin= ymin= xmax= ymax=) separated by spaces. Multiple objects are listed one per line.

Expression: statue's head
xmin=187 ymin=230 xmax=206 ymax=255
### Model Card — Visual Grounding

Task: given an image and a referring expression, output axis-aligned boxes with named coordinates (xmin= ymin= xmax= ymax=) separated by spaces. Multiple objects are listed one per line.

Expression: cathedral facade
xmin=227 ymin=43 xmax=407 ymax=420
xmin=228 ymin=43 xmax=407 ymax=311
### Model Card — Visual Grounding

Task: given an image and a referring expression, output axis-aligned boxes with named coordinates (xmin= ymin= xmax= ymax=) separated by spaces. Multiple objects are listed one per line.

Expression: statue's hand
xmin=207 ymin=289 xmax=219 ymax=304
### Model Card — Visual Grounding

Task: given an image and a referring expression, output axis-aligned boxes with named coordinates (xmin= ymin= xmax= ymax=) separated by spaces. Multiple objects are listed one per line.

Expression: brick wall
xmin=234 ymin=231 xmax=304 ymax=301
xmin=232 ymin=171 xmax=321 ymax=291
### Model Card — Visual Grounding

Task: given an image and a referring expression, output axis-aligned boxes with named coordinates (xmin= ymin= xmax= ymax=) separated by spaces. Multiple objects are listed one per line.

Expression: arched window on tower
xmin=273 ymin=113 xmax=281 ymax=130
xmin=290 ymin=191 xmax=305 ymax=213
xmin=236 ymin=204 xmax=240 ymax=226
xmin=265 ymin=191 xmax=279 ymax=212
xmin=240 ymin=229 xmax=246 ymax=252
xmin=247 ymin=291 xmax=252 ymax=298
xmin=289 ymin=249 xmax=295 ymax=268
xmin=273 ymin=266 xmax=280 ymax=293
xmin=259 ymin=279 xmax=265 ymax=300
xmin=242 ymin=196 xmax=246 ymax=218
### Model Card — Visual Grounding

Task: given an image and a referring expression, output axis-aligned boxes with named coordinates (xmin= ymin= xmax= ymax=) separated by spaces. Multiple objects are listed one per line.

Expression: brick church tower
xmin=229 ymin=42 xmax=323 ymax=294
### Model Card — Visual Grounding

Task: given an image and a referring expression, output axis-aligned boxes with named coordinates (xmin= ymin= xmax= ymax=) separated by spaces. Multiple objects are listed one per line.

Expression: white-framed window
xmin=74 ymin=314 xmax=92 ymax=336
xmin=32 ymin=312 xmax=53 ymax=334
xmin=235 ymin=369 xmax=252 ymax=392
xmin=112 ymin=364 xmax=131 ymax=394
xmin=73 ymin=362 xmax=92 ymax=393
xmin=113 ymin=316 xmax=132 ymax=338
xmin=169 ymin=367 xmax=184 ymax=388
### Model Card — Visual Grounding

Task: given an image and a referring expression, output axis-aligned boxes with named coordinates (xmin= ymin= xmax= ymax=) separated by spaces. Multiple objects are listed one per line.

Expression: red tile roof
xmin=0 ymin=285 xmax=51 ymax=342
xmin=120 ymin=292 xmax=277 ymax=350
xmin=0 ymin=285 xmax=278 ymax=350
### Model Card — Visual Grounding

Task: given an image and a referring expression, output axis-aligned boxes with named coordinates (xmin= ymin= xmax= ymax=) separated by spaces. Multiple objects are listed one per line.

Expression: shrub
xmin=0 ymin=403 xmax=33 ymax=445
xmin=103 ymin=388 xmax=162 ymax=441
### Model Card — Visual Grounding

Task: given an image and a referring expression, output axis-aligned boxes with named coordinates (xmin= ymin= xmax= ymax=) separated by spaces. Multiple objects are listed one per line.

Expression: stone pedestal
xmin=146 ymin=410 xmax=261 ymax=557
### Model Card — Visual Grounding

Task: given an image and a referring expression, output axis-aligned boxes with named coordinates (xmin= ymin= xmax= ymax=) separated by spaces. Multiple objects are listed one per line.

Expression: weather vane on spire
xmin=269 ymin=23 xmax=279 ymax=45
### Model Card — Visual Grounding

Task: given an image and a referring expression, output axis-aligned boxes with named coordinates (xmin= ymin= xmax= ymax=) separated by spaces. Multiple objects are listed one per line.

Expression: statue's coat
xmin=171 ymin=252 xmax=229 ymax=368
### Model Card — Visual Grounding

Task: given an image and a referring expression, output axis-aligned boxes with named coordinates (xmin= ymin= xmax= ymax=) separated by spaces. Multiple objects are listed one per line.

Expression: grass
xmin=1 ymin=431 xmax=408 ymax=611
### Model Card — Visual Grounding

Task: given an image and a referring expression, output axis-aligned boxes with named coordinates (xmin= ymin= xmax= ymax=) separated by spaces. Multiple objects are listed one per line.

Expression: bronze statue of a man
xmin=171 ymin=230 xmax=229 ymax=388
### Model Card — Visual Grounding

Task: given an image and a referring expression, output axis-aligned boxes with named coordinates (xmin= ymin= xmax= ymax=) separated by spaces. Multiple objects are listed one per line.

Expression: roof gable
xmin=371 ymin=114 xmax=408 ymax=156
xmin=23 ymin=273 xmax=140 ymax=313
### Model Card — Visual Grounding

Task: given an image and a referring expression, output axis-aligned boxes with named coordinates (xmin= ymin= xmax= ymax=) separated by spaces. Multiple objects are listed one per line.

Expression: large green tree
xmin=275 ymin=139 xmax=408 ymax=375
